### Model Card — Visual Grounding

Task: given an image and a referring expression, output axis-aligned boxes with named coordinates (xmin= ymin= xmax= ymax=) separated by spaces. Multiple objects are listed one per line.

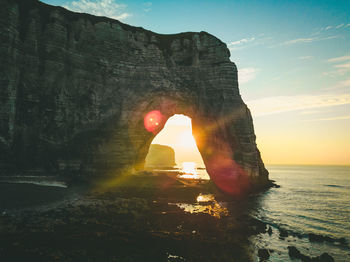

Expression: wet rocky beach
xmin=0 ymin=172 xmax=344 ymax=262
xmin=0 ymin=173 xmax=257 ymax=262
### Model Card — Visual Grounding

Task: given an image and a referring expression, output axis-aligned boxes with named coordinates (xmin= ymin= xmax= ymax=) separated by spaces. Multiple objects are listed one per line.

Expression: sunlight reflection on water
xmin=169 ymin=194 xmax=228 ymax=219
xmin=181 ymin=162 xmax=197 ymax=175
xmin=196 ymin=193 xmax=215 ymax=203
xmin=177 ymin=162 xmax=210 ymax=180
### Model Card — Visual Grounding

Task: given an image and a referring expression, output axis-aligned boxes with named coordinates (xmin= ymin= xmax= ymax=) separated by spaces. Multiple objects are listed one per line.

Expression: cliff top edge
xmin=7 ymin=0 xmax=227 ymax=48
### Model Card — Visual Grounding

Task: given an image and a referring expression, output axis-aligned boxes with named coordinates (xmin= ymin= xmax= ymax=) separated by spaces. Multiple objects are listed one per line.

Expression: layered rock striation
xmin=0 ymin=0 xmax=269 ymax=194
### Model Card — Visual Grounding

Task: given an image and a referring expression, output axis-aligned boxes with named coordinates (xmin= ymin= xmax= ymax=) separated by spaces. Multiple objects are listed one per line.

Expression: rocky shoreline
xmin=0 ymin=174 xmax=254 ymax=261
xmin=0 ymin=173 xmax=345 ymax=261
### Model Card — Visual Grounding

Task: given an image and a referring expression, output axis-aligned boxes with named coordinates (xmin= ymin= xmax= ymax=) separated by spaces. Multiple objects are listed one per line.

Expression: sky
xmin=42 ymin=0 xmax=350 ymax=165
xmin=151 ymin=114 xmax=205 ymax=167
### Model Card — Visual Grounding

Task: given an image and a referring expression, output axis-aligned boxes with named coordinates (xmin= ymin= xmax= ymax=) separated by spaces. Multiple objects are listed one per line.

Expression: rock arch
xmin=0 ymin=0 xmax=269 ymax=194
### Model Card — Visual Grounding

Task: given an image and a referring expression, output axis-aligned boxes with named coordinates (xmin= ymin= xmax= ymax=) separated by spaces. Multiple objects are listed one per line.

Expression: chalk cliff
xmin=0 ymin=0 xmax=269 ymax=194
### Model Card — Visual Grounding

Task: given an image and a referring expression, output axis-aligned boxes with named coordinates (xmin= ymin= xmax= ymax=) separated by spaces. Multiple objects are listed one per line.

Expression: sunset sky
xmin=42 ymin=0 xmax=350 ymax=165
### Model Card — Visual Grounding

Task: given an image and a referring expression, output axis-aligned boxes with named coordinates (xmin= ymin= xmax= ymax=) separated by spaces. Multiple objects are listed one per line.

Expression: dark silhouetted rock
xmin=309 ymin=233 xmax=326 ymax=242
xmin=288 ymin=246 xmax=311 ymax=261
xmin=288 ymin=246 xmax=301 ymax=258
xmin=258 ymin=248 xmax=270 ymax=261
xmin=338 ymin=237 xmax=347 ymax=245
xmin=309 ymin=233 xmax=348 ymax=246
xmin=319 ymin=253 xmax=334 ymax=262
xmin=288 ymin=246 xmax=335 ymax=262
xmin=267 ymin=226 xmax=272 ymax=235
xmin=279 ymin=228 xmax=288 ymax=238
xmin=0 ymin=0 xmax=269 ymax=194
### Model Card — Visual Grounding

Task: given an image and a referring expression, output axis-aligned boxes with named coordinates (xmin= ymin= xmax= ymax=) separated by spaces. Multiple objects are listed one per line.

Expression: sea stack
xmin=145 ymin=144 xmax=176 ymax=169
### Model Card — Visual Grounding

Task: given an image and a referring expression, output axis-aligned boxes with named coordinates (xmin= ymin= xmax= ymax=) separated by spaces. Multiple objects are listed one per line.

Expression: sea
xmin=142 ymin=164 xmax=350 ymax=260
xmin=251 ymin=165 xmax=350 ymax=261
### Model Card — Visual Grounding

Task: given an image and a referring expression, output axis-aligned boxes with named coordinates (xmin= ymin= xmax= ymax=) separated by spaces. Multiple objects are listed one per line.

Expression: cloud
xmin=283 ymin=38 xmax=316 ymax=45
xmin=307 ymin=115 xmax=350 ymax=121
xmin=299 ymin=110 xmax=321 ymax=115
xmin=246 ymin=93 xmax=350 ymax=117
xmin=228 ymin=37 xmax=256 ymax=51
xmin=335 ymin=62 xmax=350 ymax=69
xmin=319 ymin=23 xmax=349 ymax=31
xmin=238 ymin=67 xmax=259 ymax=84
xmin=327 ymin=55 xmax=350 ymax=63
xmin=336 ymin=23 xmax=344 ymax=29
xmin=324 ymin=57 xmax=350 ymax=77
xmin=298 ymin=56 xmax=313 ymax=60
xmin=143 ymin=2 xmax=152 ymax=12
xmin=228 ymin=37 xmax=255 ymax=46
xmin=323 ymin=69 xmax=349 ymax=78
xmin=63 ymin=0 xmax=131 ymax=21
xmin=228 ymin=35 xmax=273 ymax=52
xmin=335 ymin=78 xmax=350 ymax=88
xmin=281 ymin=35 xmax=338 ymax=46
xmin=324 ymin=23 xmax=350 ymax=29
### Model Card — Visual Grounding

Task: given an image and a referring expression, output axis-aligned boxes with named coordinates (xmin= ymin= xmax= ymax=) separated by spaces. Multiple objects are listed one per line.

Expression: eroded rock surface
xmin=0 ymin=0 xmax=268 ymax=194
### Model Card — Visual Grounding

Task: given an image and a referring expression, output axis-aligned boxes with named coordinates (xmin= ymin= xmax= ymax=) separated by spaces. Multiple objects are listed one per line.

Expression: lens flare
xmin=206 ymin=151 xmax=251 ymax=195
xmin=144 ymin=110 xmax=164 ymax=133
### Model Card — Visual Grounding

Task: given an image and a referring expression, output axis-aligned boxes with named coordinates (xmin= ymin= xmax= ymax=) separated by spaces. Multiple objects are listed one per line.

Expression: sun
xmin=149 ymin=114 xmax=206 ymax=168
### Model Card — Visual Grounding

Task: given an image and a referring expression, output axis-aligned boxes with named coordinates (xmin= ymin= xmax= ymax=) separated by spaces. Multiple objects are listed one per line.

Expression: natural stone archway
xmin=0 ymin=0 xmax=269 ymax=194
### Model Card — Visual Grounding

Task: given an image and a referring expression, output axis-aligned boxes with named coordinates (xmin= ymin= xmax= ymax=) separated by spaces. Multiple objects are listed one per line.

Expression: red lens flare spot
xmin=144 ymin=110 xmax=163 ymax=133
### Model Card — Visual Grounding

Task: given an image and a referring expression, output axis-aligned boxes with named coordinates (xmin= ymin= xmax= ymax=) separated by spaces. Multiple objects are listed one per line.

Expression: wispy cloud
xmin=324 ymin=55 xmax=350 ymax=78
xmin=325 ymin=63 xmax=350 ymax=78
xmin=228 ymin=35 xmax=273 ymax=52
xmin=321 ymin=23 xmax=349 ymax=31
xmin=284 ymin=37 xmax=316 ymax=45
xmin=143 ymin=2 xmax=152 ymax=12
xmin=228 ymin=37 xmax=255 ymax=51
xmin=228 ymin=37 xmax=255 ymax=46
xmin=238 ymin=67 xmax=259 ymax=84
xmin=63 ymin=0 xmax=131 ymax=21
xmin=335 ymin=62 xmax=350 ymax=69
xmin=327 ymin=55 xmax=350 ymax=63
xmin=336 ymin=23 xmax=345 ymax=29
xmin=323 ymin=70 xmax=349 ymax=78
xmin=306 ymin=115 xmax=350 ymax=121
xmin=281 ymin=35 xmax=338 ymax=46
xmin=298 ymin=56 xmax=313 ymax=60
xmin=246 ymin=93 xmax=350 ymax=117
xmin=312 ymin=22 xmax=348 ymax=37
xmin=334 ymin=78 xmax=350 ymax=88
xmin=299 ymin=110 xmax=321 ymax=115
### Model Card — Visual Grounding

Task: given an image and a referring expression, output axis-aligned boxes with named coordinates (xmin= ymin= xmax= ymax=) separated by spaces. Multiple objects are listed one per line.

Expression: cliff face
xmin=0 ymin=0 xmax=268 ymax=194
xmin=145 ymin=144 xmax=176 ymax=168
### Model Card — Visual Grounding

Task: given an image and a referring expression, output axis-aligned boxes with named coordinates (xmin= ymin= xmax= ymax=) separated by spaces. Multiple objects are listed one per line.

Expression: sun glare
xmin=148 ymin=114 xmax=210 ymax=180
xmin=150 ymin=114 xmax=206 ymax=168
xmin=181 ymin=162 xmax=197 ymax=175
xmin=177 ymin=131 xmax=197 ymax=148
